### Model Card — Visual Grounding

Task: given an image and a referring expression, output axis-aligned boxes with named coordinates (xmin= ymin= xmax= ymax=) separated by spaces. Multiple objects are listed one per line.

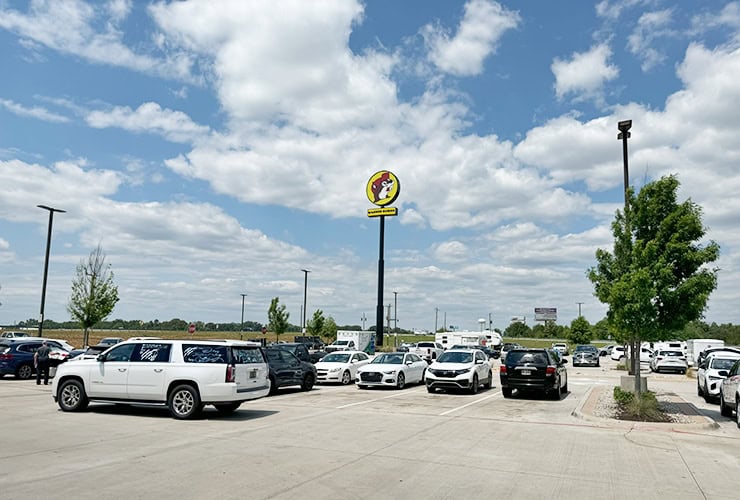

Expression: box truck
xmin=686 ymin=339 xmax=724 ymax=366
xmin=325 ymin=330 xmax=375 ymax=354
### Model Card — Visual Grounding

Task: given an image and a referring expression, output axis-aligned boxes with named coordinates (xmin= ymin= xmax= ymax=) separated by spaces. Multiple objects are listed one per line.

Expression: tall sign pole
xmin=366 ymin=170 xmax=400 ymax=347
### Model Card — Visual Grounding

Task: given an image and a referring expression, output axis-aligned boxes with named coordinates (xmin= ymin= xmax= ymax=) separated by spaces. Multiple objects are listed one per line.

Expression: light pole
xmin=576 ymin=302 xmax=584 ymax=317
xmin=37 ymin=205 xmax=65 ymax=338
xmin=301 ymin=269 xmax=310 ymax=333
xmin=240 ymin=293 xmax=247 ymax=340
xmin=393 ymin=291 xmax=398 ymax=333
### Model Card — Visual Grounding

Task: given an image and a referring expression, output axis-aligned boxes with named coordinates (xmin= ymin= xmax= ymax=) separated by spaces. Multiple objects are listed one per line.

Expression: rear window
xmin=232 ymin=347 xmax=264 ymax=364
xmin=183 ymin=344 xmax=228 ymax=363
xmin=507 ymin=351 xmax=548 ymax=365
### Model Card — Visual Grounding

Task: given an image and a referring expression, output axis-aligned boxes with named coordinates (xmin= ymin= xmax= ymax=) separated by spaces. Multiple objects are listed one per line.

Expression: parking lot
xmin=1 ymin=356 xmax=739 ymax=499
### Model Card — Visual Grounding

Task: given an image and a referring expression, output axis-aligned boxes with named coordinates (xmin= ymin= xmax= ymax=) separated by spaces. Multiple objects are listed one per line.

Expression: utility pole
xmin=576 ymin=302 xmax=584 ymax=317
xmin=361 ymin=312 xmax=367 ymax=330
xmin=240 ymin=293 xmax=247 ymax=340
xmin=393 ymin=291 xmax=398 ymax=333
xmin=435 ymin=307 xmax=438 ymax=333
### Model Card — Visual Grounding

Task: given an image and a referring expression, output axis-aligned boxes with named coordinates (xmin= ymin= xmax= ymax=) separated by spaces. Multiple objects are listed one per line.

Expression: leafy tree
xmin=267 ymin=297 xmax=290 ymax=342
xmin=321 ymin=316 xmax=338 ymax=342
xmin=589 ymin=175 xmax=719 ymax=393
xmin=306 ymin=309 xmax=325 ymax=337
xmin=568 ymin=316 xmax=592 ymax=345
xmin=67 ymin=245 xmax=120 ymax=347
xmin=504 ymin=321 xmax=530 ymax=338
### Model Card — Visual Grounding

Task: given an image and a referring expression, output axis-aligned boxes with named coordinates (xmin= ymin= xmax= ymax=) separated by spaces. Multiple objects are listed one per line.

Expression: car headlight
xmin=382 ymin=370 xmax=397 ymax=375
xmin=454 ymin=368 xmax=471 ymax=375
xmin=708 ymin=375 xmax=724 ymax=380
xmin=329 ymin=367 xmax=342 ymax=372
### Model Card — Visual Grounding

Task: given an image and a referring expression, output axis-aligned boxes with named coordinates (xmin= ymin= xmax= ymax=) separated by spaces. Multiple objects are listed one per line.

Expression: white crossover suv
xmin=425 ymin=348 xmax=493 ymax=394
xmin=51 ymin=339 xmax=270 ymax=419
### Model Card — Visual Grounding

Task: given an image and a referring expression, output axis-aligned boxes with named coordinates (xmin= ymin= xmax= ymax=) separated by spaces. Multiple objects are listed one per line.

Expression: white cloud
xmin=433 ymin=240 xmax=469 ymax=262
xmin=551 ymin=44 xmax=619 ymax=104
xmin=422 ymin=0 xmax=520 ymax=76
xmin=86 ymin=102 xmax=210 ymax=143
xmin=0 ymin=98 xmax=69 ymax=123
xmin=627 ymin=9 xmax=674 ymax=71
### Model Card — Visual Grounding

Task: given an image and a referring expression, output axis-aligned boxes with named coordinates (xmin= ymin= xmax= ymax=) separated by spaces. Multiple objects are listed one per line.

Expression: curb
xmin=572 ymin=385 xmax=719 ymax=431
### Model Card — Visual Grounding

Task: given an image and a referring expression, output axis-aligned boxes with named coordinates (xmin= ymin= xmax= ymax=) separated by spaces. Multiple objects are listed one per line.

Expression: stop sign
xmin=261 ymin=326 xmax=267 ymax=335
xmin=188 ymin=323 xmax=196 ymax=334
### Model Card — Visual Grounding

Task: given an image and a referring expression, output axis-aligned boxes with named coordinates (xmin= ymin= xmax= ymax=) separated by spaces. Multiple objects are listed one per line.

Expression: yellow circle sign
xmin=366 ymin=170 xmax=400 ymax=207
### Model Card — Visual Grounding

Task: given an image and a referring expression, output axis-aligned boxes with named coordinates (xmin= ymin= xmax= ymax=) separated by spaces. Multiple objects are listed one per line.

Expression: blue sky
xmin=1 ymin=0 xmax=739 ymax=333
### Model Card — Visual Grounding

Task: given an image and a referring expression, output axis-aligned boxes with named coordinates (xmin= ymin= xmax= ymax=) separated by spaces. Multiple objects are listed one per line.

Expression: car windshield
xmin=438 ymin=351 xmax=473 ymax=363
xmin=372 ymin=353 xmax=404 ymax=364
xmin=711 ymin=358 xmax=739 ymax=370
xmin=322 ymin=353 xmax=351 ymax=363
xmin=335 ymin=340 xmax=350 ymax=345
xmin=575 ymin=345 xmax=595 ymax=351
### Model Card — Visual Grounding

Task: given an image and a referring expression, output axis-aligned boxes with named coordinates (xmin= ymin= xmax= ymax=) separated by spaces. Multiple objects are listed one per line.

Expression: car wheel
xmin=16 ymin=363 xmax=33 ymax=380
xmin=420 ymin=367 xmax=426 ymax=384
xmin=396 ymin=372 xmax=406 ymax=390
xmin=486 ymin=372 xmax=493 ymax=390
xmin=736 ymin=399 xmax=740 ymax=429
xmin=549 ymin=379 xmax=561 ymax=400
xmin=426 ymin=384 xmax=435 ymax=393
xmin=58 ymin=379 xmax=88 ymax=412
xmin=301 ymin=373 xmax=315 ymax=391
xmin=703 ymin=386 xmax=712 ymax=403
xmin=214 ymin=402 xmax=242 ymax=414
xmin=357 ymin=384 xmax=367 ymax=390
xmin=561 ymin=379 xmax=568 ymax=394
xmin=469 ymin=374 xmax=479 ymax=395
xmin=341 ymin=370 xmax=352 ymax=385
xmin=168 ymin=384 xmax=202 ymax=420
xmin=697 ymin=381 xmax=703 ymax=397
xmin=720 ymin=393 xmax=733 ymax=418
xmin=268 ymin=376 xmax=278 ymax=396
xmin=502 ymin=387 xmax=513 ymax=398
xmin=596 ymin=360 xmax=600 ymax=368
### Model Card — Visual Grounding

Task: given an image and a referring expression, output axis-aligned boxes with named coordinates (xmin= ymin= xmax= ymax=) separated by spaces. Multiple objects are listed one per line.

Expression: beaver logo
xmin=366 ymin=171 xmax=400 ymax=207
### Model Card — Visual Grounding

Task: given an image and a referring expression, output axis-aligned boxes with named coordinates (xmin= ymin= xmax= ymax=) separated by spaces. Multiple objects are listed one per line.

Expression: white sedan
xmin=315 ymin=351 xmax=371 ymax=384
xmin=356 ymin=352 xmax=427 ymax=389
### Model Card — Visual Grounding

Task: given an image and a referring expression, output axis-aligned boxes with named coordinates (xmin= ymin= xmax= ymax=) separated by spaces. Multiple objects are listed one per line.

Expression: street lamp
xmin=576 ymin=302 xmax=584 ymax=317
xmin=393 ymin=291 xmax=398 ymax=333
xmin=240 ymin=293 xmax=248 ymax=340
xmin=37 ymin=205 xmax=65 ymax=338
xmin=301 ymin=269 xmax=310 ymax=333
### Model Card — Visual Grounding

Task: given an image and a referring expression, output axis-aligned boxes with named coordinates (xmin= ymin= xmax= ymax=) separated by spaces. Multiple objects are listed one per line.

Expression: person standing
xmin=34 ymin=341 xmax=51 ymax=385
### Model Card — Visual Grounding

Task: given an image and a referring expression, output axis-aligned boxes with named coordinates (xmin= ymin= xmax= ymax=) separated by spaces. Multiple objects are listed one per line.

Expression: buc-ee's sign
xmin=366 ymin=170 xmax=400 ymax=217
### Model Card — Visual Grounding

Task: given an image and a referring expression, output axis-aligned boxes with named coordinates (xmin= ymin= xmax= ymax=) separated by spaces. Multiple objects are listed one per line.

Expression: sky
xmin=1 ymin=0 xmax=739 ymax=334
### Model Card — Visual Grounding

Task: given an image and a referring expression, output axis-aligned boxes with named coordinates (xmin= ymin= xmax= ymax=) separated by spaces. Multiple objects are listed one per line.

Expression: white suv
xmin=51 ymin=339 xmax=270 ymax=419
xmin=425 ymin=348 xmax=492 ymax=394
xmin=697 ymin=351 xmax=740 ymax=402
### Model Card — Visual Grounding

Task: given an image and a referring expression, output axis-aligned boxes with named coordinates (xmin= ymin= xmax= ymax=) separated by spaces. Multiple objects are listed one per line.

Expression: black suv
xmin=272 ymin=342 xmax=325 ymax=363
xmin=263 ymin=346 xmax=317 ymax=395
xmin=499 ymin=348 xmax=568 ymax=399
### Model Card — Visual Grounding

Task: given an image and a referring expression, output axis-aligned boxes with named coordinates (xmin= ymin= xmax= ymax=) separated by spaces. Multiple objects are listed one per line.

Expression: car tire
xmin=396 ymin=372 xmax=406 ymax=390
xmin=357 ymin=384 xmax=367 ymax=390
xmin=502 ymin=387 xmax=512 ymax=398
xmin=16 ymin=363 xmax=33 ymax=380
xmin=268 ymin=376 xmax=278 ymax=396
xmin=549 ymin=379 xmax=561 ymax=400
xmin=561 ymin=379 xmax=568 ymax=394
xmin=301 ymin=373 xmax=315 ymax=392
xmin=469 ymin=374 xmax=479 ymax=395
xmin=214 ymin=402 xmax=242 ymax=414
xmin=426 ymin=384 xmax=435 ymax=393
xmin=720 ymin=393 xmax=733 ymax=418
xmin=341 ymin=370 xmax=352 ymax=385
xmin=703 ymin=386 xmax=712 ymax=403
xmin=486 ymin=372 xmax=493 ymax=389
xmin=697 ymin=381 xmax=703 ymax=397
xmin=420 ymin=367 xmax=426 ymax=384
xmin=168 ymin=384 xmax=202 ymax=420
xmin=736 ymin=399 xmax=740 ymax=429
xmin=57 ymin=379 xmax=89 ymax=412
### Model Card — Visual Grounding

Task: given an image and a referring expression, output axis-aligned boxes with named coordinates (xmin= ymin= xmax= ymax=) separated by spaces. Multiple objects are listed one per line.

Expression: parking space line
xmin=439 ymin=391 xmax=502 ymax=416
xmin=336 ymin=387 xmax=423 ymax=408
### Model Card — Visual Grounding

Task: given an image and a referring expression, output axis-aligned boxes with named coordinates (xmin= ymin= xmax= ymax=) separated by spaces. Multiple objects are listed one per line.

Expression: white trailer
xmin=436 ymin=331 xmax=491 ymax=350
xmin=686 ymin=339 xmax=724 ymax=366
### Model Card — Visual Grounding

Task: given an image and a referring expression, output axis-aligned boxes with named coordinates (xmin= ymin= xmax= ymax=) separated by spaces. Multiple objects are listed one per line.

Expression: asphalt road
xmin=1 ymin=357 xmax=738 ymax=499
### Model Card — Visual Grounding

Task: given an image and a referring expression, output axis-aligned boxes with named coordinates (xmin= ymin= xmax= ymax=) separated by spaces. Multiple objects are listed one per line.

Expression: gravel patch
xmin=592 ymin=387 xmax=693 ymax=423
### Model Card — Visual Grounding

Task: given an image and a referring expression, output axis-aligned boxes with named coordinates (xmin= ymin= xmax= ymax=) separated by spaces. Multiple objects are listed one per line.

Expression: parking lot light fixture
xmin=37 ymin=205 xmax=65 ymax=338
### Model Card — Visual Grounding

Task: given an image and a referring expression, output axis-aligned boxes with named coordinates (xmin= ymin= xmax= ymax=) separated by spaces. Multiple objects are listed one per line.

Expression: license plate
xmin=249 ymin=370 xmax=257 ymax=379
xmin=521 ymin=370 xmax=531 ymax=376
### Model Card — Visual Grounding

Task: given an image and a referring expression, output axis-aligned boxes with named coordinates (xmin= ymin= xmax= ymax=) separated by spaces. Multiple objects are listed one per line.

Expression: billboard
xmin=534 ymin=307 xmax=557 ymax=321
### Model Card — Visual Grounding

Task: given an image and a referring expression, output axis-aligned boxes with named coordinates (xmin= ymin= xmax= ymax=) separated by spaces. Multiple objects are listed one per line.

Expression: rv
xmin=436 ymin=331 xmax=500 ymax=351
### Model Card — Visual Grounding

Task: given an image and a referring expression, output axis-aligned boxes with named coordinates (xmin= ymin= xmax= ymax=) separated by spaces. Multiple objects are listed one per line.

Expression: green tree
xmin=67 ymin=245 xmax=120 ymax=347
xmin=588 ymin=175 xmax=719 ymax=393
xmin=321 ymin=316 xmax=338 ymax=342
xmin=568 ymin=316 xmax=592 ymax=345
xmin=306 ymin=309 xmax=325 ymax=337
xmin=267 ymin=297 xmax=290 ymax=342
xmin=504 ymin=321 xmax=530 ymax=338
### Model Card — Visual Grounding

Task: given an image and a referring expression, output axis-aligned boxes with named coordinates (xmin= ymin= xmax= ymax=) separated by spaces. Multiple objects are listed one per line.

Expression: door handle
xmin=154 ymin=368 xmax=163 ymax=373
xmin=118 ymin=368 xmax=127 ymax=372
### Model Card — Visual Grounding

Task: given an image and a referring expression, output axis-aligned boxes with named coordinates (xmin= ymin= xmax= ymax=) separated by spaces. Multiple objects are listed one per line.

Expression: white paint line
xmin=439 ymin=391 xmax=502 ymax=416
xmin=336 ymin=386 xmax=422 ymax=409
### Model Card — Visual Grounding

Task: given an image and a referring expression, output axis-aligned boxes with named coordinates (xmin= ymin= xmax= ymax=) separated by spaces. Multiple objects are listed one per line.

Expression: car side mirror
xmin=97 ymin=354 xmax=106 ymax=362
xmin=718 ymin=370 xmax=729 ymax=377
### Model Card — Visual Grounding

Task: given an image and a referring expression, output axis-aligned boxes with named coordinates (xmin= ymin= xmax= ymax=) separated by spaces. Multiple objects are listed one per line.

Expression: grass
xmin=612 ymin=386 xmax=672 ymax=422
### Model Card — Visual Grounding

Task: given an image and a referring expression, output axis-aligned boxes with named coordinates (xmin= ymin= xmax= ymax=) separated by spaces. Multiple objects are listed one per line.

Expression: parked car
xmin=425 ymin=348 xmax=492 ymax=394
xmin=599 ymin=345 xmax=615 ymax=357
xmin=610 ymin=345 xmax=626 ymax=361
xmin=697 ymin=351 xmax=740 ymax=402
xmin=0 ymin=331 xmax=29 ymax=339
xmin=499 ymin=348 xmax=568 ymax=399
xmin=696 ymin=346 xmax=740 ymax=369
xmin=552 ymin=342 xmax=569 ymax=356
xmin=718 ymin=360 xmax=740 ymax=426
xmin=98 ymin=337 xmax=123 ymax=346
xmin=69 ymin=344 xmax=112 ymax=361
xmin=52 ymin=339 xmax=270 ymax=419
xmin=315 ymin=350 xmax=371 ymax=384
xmin=572 ymin=345 xmax=600 ymax=367
xmin=500 ymin=342 xmax=523 ymax=362
xmin=0 ymin=340 xmax=70 ymax=379
xmin=356 ymin=352 xmax=426 ymax=389
xmin=293 ymin=335 xmax=325 ymax=351
xmin=649 ymin=349 xmax=688 ymax=374
xmin=409 ymin=342 xmax=444 ymax=363
xmin=263 ymin=346 xmax=317 ymax=395
xmin=324 ymin=339 xmax=356 ymax=353
xmin=269 ymin=342 xmax=324 ymax=363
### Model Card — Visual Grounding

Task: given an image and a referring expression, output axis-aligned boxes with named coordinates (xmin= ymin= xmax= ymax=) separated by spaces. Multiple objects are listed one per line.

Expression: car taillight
xmin=545 ymin=366 xmax=556 ymax=375
xmin=499 ymin=365 xmax=507 ymax=374
xmin=0 ymin=353 xmax=11 ymax=360
xmin=225 ymin=364 xmax=235 ymax=383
